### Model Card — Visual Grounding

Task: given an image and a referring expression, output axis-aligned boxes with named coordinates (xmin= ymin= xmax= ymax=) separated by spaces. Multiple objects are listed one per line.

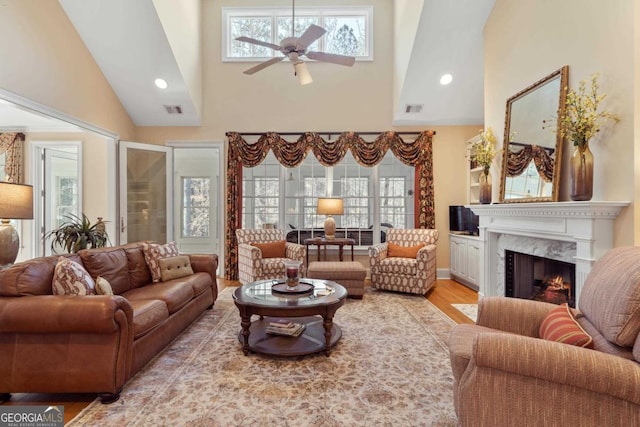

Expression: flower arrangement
xmin=558 ymin=73 xmax=619 ymax=149
xmin=469 ymin=127 xmax=498 ymax=172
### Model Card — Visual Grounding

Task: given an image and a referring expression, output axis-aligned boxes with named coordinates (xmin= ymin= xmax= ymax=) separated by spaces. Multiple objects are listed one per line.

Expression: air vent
xmin=405 ymin=104 xmax=423 ymax=113
xmin=164 ymin=105 xmax=183 ymax=114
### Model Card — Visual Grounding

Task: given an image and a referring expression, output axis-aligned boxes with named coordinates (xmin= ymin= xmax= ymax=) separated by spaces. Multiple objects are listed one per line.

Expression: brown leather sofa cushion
xmin=80 ymin=247 xmax=131 ymax=295
xmin=128 ymin=299 xmax=169 ymax=339
xmin=123 ymin=281 xmax=195 ymax=314
xmin=125 ymin=245 xmax=152 ymax=288
xmin=0 ymin=254 xmax=81 ymax=297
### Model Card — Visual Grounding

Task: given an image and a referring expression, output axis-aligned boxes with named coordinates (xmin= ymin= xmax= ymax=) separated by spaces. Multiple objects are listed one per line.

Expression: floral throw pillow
xmin=52 ymin=257 xmax=96 ymax=296
xmin=142 ymin=241 xmax=179 ymax=282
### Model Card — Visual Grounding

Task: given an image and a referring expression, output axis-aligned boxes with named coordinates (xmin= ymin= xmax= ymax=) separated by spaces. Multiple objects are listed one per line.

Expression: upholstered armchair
xmin=236 ymin=229 xmax=306 ymax=285
xmin=368 ymin=228 xmax=438 ymax=295
xmin=448 ymin=246 xmax=640 ymax=426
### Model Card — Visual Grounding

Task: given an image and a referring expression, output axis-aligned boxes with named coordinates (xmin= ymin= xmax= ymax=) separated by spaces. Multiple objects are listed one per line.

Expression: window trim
xmin=222 ymin=6 xmax=374 ymax=62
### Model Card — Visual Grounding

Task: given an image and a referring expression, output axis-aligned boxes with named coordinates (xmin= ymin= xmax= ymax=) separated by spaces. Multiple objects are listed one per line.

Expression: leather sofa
xmin=0 ymin=242 xmax=218 ymax=404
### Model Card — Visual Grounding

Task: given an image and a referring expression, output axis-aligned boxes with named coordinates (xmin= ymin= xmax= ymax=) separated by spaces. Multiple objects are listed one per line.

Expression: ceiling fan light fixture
xmin=294 ymin=62 xmax=313 ymax=85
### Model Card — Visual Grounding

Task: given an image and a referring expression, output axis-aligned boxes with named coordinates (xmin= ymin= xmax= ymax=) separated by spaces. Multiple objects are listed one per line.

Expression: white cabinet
xmin=449 ymin=233 xmax=480 ymax=290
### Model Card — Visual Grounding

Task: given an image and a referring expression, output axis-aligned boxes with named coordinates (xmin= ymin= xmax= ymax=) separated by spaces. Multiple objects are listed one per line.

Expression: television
xmin=449 ymin=205 xmax=479 ymax=236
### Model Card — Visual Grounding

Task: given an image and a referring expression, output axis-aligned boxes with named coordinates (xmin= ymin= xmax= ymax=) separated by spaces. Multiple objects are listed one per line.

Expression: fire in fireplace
xmin=505 ymin=250 xmax=576 ymax=308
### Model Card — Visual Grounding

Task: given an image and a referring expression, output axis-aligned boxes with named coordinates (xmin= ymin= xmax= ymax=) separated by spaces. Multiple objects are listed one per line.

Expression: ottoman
xmin=307 ymin=261 xmax=366 ymax=299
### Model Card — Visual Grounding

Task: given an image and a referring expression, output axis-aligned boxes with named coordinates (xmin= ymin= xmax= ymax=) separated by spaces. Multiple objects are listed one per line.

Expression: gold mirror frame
xmin=499 ymin=66 xmax=568 ymax=203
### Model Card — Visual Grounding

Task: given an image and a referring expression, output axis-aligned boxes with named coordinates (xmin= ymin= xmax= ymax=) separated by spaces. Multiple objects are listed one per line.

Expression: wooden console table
xmin=304 ymin=237 xmax=356 ymax=268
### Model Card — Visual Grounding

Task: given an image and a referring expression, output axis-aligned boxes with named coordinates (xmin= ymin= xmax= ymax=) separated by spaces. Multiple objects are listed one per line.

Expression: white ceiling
xmin=47 ymin=0 xmax=494 ymax=128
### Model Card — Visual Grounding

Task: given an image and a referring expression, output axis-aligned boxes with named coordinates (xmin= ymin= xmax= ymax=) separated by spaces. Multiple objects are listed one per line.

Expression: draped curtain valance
xmin=224 ymin=130 xmax=435 ymax=280
xmin=0 ymin=132 xmax=25 ymax=183
xmin=506 ymin=145 xmax=554 ymax=183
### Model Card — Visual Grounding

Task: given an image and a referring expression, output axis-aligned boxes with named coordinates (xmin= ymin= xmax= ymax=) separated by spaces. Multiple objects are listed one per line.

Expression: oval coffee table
xmin=233 ymin=279 xmax=347 ymax=357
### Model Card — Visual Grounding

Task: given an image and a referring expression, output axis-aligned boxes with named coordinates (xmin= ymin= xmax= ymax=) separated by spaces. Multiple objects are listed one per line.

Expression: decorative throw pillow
xmin=52 ymin=257 xmax=96 ymax=296
xmin=95 ymin=276 xmax=114 ymax=296
xmin=159 ymin=255 xmax=194 ymax=281
xmin=142 ymin=241 xmax=179 ymax=282
xmin=387 ymin=242 xmax=425 ymax=259
xmin=539 ymin=303 xmax=594 ymax=348
xmin=253 ymin=240 xmax=287 ymax=258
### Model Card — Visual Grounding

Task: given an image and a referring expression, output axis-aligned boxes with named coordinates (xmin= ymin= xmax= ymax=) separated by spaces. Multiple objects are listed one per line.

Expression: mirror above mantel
xmin=499 ymin=66 xmax=568 ymax=203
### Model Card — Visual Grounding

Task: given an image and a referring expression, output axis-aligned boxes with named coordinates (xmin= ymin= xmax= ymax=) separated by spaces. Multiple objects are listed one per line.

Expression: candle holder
xmin=282 ymin=259 xmax=302 ymax=290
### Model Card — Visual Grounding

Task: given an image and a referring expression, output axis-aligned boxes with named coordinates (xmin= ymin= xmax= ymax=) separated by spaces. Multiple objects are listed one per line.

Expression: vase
xmin=479 ymin=169 xmax=492 ymax=204
xmin=282 ymin=259 xmax=302 ymax=290
xmin=569 ymin=144 xmax=594 ymax=201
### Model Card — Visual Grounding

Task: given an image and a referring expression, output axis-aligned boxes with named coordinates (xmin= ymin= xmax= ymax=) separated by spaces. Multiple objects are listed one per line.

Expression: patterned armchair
xmin=368 ymin=228 xmax=438 ymax=295
xmin=236 ymin=229 xmax=306 ymax=285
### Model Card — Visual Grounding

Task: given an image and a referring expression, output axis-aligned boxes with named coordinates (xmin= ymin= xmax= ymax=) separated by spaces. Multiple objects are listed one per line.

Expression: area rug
xmin=70 ymin=288 xmax=459 ymax=426
xmin=452 ymin=303 xmax=478 ymax=323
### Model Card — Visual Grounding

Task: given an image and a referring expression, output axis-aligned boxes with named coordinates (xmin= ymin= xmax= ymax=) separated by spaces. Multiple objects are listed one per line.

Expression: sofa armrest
xmin=368 ymin=243 xmax=388 ymax=270
xmin=415 ymin=244 xmax=437 ymax=277
xmin=188 ymin=253 xmax=219 ymax=301
xmin=0 ymin=295 xmax=133 ymax=334
xmin=476 ymin=296 xmax=558 ymax=336
xmin=466 ymin=333 xmax=640 ymax=406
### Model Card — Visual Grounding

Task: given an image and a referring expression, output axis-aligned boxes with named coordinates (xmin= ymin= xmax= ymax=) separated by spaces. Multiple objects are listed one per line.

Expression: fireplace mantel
xmin=468 ymin=201 xmax=629 ymax=306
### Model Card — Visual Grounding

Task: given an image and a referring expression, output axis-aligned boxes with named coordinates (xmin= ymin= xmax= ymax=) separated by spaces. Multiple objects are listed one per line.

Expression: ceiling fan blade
xmin=296 ymin=24 xmax=326 ymax=50
xmin=236 ymin=36 xmax=282 ymax=51
xmin=243 ymin=57 xmax=285 ymax=75
xmin=306 ymin=51 xmax=356 ymax=67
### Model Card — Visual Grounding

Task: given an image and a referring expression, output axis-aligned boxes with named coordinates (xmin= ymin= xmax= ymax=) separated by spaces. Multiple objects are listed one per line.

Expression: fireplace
xmin=469 ymin=202 xmax=628 ymax=306
xmin=505 ymin=250 xmax=576 ymax=307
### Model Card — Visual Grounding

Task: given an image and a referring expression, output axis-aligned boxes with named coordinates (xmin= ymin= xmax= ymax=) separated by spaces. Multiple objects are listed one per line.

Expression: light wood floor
xmin=2 ymin=278 xmax=477 ymax=422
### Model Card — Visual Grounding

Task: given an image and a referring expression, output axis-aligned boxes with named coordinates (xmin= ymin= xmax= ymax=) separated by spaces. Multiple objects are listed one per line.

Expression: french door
xmin=118 ymin=141 xmax=173 ymax=244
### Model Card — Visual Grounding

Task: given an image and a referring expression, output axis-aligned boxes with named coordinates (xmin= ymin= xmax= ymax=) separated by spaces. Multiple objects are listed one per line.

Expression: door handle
xmin=120 ymin=217 xmax=127 ymax=232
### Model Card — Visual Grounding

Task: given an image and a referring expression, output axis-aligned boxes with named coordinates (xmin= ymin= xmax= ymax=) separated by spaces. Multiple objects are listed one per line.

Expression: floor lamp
xmin=0 ymin=182 xmax=34 ymax=266
xmin=317 ymin=198 xmax=344 ymax=240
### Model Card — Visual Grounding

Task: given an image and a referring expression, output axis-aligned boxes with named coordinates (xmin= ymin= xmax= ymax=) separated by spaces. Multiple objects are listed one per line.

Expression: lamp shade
xmin=0 ymin=182 xmax=34 ymax=219
xmin=317 ymin=198 xmax=344 ymax=216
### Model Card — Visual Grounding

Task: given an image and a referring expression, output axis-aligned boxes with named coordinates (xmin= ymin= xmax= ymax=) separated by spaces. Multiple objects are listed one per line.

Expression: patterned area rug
xmin=452 ymin=303 xmax=478 ymax=323
xmin=70 ymin=288 xmax=458 ymax=426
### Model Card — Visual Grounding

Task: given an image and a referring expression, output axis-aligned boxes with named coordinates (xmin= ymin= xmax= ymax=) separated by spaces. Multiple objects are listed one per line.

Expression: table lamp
xmin=0 ymin=182 xmax=34 ymax=266
xmin=317 ymin=198 xmax=344 ymax=240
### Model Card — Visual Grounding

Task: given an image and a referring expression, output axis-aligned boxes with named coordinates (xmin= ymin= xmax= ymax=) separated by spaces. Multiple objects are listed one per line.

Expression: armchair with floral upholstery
xmin=236 ymin=229 xmax=306 ymax=285
xmin=368 ymin=228 xmax=438 ymax=295
xmin=448 ymin=246 xmax=640 ymax=426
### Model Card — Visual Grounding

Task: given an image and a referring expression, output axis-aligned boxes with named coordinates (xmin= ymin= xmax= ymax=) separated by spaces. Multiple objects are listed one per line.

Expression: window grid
xmin=223 ymin=6 xmax=373 ymax=61
xmin=380 ymin=177 xmax=406 ymax=228
xmin=181 ymin=177 xmax=210 ymax=238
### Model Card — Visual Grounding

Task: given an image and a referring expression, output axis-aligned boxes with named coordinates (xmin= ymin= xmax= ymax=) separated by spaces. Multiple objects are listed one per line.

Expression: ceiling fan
xmin=235 ymin=0 xmax=356 ymax=85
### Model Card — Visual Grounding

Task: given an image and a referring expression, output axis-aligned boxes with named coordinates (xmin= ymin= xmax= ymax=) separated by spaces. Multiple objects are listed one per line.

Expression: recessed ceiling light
xmin=440 ymin=74 xmax=453 ymax=85
xmin=154 ymin=78 xmax=168 ymax=89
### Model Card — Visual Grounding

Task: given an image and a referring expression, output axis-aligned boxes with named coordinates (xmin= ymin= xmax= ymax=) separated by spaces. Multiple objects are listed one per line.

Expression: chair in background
xmin=368 ymin=228 xmax=438 ymax=295
xmin=236 ymin=229 xmax=306 ymax=285
xmin=448 ymin=246 xmax=640 ymax=426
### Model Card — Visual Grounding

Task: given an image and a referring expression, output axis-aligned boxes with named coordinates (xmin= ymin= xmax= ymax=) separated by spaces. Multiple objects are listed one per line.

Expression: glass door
xmin=118 ymin=141 xmax=173 ymax=244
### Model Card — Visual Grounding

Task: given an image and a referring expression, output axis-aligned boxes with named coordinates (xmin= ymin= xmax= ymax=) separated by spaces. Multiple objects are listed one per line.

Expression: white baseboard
xmin=437 ymin=268 xmax=450 ymax=279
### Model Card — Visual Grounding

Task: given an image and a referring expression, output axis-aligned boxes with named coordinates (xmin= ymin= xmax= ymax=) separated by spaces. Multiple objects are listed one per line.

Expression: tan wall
xmin=0 ymin=0 xmax=135 ymax=139
xmin=485 ymin=0 xmax=636 ymax=246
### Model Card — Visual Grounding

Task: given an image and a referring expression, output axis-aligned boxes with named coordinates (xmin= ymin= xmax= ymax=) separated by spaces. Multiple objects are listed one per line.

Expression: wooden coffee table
xmin=233 ymin=279 xmax=347 ymax=357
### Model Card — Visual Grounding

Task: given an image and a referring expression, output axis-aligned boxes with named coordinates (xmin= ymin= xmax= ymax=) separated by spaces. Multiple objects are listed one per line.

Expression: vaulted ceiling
xmin=7 ymin=0 xmax=494 ymax=130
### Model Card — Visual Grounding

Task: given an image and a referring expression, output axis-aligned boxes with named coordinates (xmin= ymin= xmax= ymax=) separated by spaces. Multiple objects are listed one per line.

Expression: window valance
xmin=0 ymin=132 xmax=25 ymax=183
xmin=506 ymin=144 xmax=554 ymax=182
xmin=224 ymin=130 xmax=435 ymax=280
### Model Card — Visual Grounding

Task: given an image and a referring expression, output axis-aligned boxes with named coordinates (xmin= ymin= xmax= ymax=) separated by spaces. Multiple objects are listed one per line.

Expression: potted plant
xmin=44 ymin=213 xmax=110 ymax=253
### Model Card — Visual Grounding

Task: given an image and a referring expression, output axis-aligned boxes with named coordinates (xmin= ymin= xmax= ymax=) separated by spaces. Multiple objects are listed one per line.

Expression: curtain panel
xmin=0 ymin=132 xmax=25 ymax=183
xmin=224 ymin=130 xmax=435 ymax=280
xmin=506 ymin=145 xmax=554 ymax=182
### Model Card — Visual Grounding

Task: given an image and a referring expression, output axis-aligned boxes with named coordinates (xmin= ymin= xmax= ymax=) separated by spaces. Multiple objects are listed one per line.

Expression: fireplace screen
xmin=505 ymin=250 xmax=576 ymax=307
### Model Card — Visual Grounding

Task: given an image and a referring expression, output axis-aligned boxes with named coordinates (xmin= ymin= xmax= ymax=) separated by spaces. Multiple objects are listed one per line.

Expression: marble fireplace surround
xmin=469 ymin=202 xmax=629 ymax=307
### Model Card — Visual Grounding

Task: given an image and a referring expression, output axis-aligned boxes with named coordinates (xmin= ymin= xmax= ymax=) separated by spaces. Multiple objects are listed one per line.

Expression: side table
xmin=303 ymin=237 xmax=355 ymax=268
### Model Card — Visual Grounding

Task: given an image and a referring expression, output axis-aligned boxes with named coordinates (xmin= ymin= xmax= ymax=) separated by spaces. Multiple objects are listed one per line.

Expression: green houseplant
xmin=44 ymin=213 xmax=109 ymax=253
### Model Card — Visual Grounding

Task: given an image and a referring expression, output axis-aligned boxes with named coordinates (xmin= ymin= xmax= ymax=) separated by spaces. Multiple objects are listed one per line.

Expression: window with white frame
xmin=181 ymin=177 xmax=210 ymax=238
xmin=242 ymin=152 xmax=281 ymax=229
xmin=222 ymin=6 xmax=373 ymax=62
